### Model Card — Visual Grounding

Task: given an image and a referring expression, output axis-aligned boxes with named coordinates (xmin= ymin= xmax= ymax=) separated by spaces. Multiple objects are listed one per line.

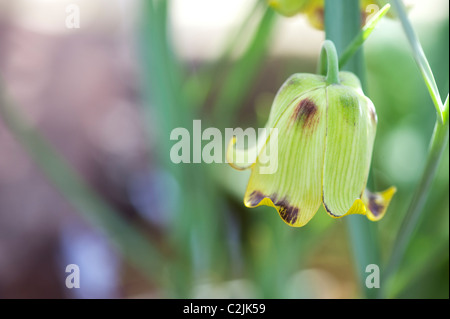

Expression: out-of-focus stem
xmin=379 ymin=0 xmax=449 ymax=298
xmin=324 ymin=0 xmax=380 ymax=299
xmin=382 ymin=96 xmax=449 ymax=297
xmin=391 ymin=0 xmax=444 ymax=123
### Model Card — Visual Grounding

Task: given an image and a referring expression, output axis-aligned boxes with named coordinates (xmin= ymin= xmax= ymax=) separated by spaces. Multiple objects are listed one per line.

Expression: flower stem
xmin=382 ymin=95 xmax=449 ymax=297
xmin=378 ymin=0 xmax=449 ymax=298
xmin=324 ymin=0 xmax=380 ymax=299
xmin=391 ymin=0 xmax=444 ymax=123
xmin=319 ymin=40 xmax=340 ymax=84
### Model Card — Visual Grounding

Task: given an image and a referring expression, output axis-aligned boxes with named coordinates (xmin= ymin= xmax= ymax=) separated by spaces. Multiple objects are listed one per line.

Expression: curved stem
xmin=391 ymin=0 xmax=444 ymax=123
xmin=382 ymin=95 xmax=449 ymax=297
xmin=319 ymin=40 xmax=340 ymax=85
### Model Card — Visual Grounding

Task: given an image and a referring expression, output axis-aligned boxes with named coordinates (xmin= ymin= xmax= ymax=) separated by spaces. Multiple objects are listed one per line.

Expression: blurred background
xmin=0 ymin=0 xmax=448 ymax=298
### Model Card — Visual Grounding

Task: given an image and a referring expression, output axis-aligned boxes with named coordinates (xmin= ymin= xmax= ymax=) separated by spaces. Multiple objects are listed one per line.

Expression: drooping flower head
xmin=268 ymin=0 xmax=397 ymax=29
xmin=227 ymin=41 xmax=395 ymax=227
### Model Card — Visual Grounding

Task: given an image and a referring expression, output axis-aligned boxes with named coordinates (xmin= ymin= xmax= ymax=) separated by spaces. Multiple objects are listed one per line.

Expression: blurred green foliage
xmin=1 ymin=0 xmax=447 ymax=298
xmin=136 ymin=0 xmax=448 ymax=298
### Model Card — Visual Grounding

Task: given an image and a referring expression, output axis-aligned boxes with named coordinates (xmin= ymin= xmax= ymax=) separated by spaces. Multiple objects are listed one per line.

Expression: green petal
xmin=244 ymin=88 xmax=327 ymax=227
xmin=322 ymin=82 xmax=377 ymax=217
xmin=339 ymin=71 xmax=364 ymax=93
xmin=227 ymin=73 xmax=325 ymax=171
xmin=266 ymin=73 xmax=326 ymax=127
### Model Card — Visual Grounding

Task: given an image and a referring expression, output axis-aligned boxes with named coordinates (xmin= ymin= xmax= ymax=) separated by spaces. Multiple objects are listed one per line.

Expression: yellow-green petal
xmin=338 ymin=71 xmax=364 ymax=93
xmin=266 ymin=73 xmax=326 ymax=127
xmin=227 ymin=74 xmax=325 ymax=172
xmin=244 ymin=88 xmax=327 ymax=227
xmin=268 ymin=0 xmax=309 ymax=17
xmin=322 ymin=81 xmax=377 ymax=218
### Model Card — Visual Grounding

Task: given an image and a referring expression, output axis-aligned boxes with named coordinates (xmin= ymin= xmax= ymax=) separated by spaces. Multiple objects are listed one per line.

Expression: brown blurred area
xmin=0 ymin=1 xmax=153 ymax=298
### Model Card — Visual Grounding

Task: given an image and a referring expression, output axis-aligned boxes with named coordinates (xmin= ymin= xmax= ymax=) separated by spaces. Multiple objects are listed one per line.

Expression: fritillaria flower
xmin=227 ymin=41 xmax=395 ymax=227
xmin=268 ymin=0 xmax=395 ymax=29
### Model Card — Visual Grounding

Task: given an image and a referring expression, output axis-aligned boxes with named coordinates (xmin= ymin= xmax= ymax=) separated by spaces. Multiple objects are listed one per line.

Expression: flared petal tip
xmin=226 ymin=137 xmax=246 ymax=170
xmin=323 ymin=198 xmax=367 ymax=219
xmin=322 ymin=186 xmax=397 ymax=222
xmin=363 ymin=186 xmax=397 ymax=221
xmin=244 ymin=191 xmax=311 ymax=227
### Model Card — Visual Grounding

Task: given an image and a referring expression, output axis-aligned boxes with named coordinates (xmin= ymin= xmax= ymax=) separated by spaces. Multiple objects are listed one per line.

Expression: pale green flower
xmin=228 ymin=66 xmax=396 ymax=227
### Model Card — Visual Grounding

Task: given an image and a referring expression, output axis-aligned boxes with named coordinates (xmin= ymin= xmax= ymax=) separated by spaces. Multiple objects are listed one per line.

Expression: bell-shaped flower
xmin=227 ymin=41 xmax=396 ymax=227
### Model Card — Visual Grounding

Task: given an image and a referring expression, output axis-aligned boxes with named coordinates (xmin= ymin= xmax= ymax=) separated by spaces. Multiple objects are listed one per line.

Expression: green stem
xmin=382 ymin=96 xmax=449 ymax=297
xmin=391 ymin=0 xmax=444 ymax=123
xmin=339 ymin=4 xmax=391 ymax=69
xmin=319 ymin=40 xmax=340 ymax=84
xmin=325 ymin=0 xmax=380 ymax=299
xmin=379 ymin=0 xmax=449 ymax=298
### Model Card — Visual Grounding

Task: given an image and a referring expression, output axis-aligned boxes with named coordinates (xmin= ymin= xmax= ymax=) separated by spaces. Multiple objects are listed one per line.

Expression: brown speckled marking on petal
xmin=270 ymin=195 xmax=298 ymax=225
xmin=248 ymin=191 xmax=266 ymax=206
xmin=368 ymin=194 xmax=384 ymax=217
xmin=291 ymin=98 xmax=319 ymax=130
xmin=248 ymin=191 xmax=299 ymax=225
xmin=276 ymin=199 xmax=299 ymax=225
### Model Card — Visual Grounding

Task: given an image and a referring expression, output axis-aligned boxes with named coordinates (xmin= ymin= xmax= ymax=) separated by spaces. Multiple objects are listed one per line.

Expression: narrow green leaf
xmin=391 ymin=0 xmax=444 ymax=123
xmin=382 ymin=111 xmax=449 ymax=297
xmin=339 ymin=4 xmax=391 ymax=69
